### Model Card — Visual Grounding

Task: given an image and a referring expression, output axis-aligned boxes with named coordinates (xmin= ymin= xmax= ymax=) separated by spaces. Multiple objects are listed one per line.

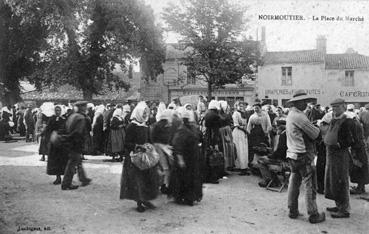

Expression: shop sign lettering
xmin=339 ymin=91 xmax=369 ymax=97
xmin=265 ymin=89 xmax=321 ymax=96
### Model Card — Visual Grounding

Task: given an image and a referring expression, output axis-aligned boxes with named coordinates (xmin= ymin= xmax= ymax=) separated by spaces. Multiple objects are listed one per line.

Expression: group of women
xmin=32 ymin=98 xmax=288 ymax=213
xmin=118 ymin=101 xmax=203 ymax=212
xmin=203 ymin=99 xmax=281 ymax=183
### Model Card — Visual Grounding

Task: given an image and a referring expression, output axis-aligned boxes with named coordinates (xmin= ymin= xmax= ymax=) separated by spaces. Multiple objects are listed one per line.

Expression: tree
xmin=163 ymin=0 xmax=260 ymax=100
xmin=34 ymin=0 xmax=165 ymax=100
xmin=0 ymin=0 xmax=165 ymax=103
xmin=0 ymin=0 xmax=49 ymax=105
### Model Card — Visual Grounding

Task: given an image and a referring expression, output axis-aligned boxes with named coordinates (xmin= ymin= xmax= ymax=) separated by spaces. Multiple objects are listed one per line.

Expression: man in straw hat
xmin=61 ymin=101 xmax=92 ymax=190
xmin=323 ymin=98 xmax=359 ymax=218
xmin=285 ymin=90 xmax=325 ymax=223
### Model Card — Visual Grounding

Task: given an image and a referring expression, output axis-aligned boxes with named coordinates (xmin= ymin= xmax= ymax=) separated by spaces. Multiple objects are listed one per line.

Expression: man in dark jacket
xmin=61 ymin=101 xmax=92 ymax=190
xmin=103 ymin=103 xmax=115 ymax=155
xmin=324 ymin=99 xmax=358 ymax=218
xmin=24 ymin=104 xmax=35 ymax=142
xmin=256 ymin=120 xmax=287 ymax=187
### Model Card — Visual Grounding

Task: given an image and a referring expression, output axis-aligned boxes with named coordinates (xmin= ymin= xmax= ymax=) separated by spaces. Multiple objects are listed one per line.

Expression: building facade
xmin=257 ymin=36 xmax=369 ymax=107
xmin=141 ymin=43 xmax=257 ymax=105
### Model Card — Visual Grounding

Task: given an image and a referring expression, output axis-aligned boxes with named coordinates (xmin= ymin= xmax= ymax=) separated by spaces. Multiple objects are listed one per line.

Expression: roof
xmin=325 ymin=53 xmax=369 ymax=69
xmin=166 ymin=43 xmax=191 ymax=60
xmin=21 ymin=84 xmax=137 ymax=101
xmin=263 ymin=50 xmax=324 ymax=65
xmin=263 ymin=50 xmax=369 ymax=70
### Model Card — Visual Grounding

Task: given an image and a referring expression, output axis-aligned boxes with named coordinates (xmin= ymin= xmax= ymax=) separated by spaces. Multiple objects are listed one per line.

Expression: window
xmin=282 ymin=99 xmax=290 ymax=107
xmin=344 ymin=70 xmax=354 ymax=86
xmin=272 ymin=99 xmax=278 ymax=107
xmin=186 ymin=66 xmax=196 ymax=85
xmin=281 ymin=67 xmax=292 ymax=86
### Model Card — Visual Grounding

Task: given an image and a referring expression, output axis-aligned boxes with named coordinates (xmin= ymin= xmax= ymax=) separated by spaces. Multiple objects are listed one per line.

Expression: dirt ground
xmin=1 ymin=141 xmax=369 ymax=234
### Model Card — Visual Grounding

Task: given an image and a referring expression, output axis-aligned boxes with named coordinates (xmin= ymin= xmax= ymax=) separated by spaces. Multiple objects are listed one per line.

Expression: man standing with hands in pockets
xmin=285 ymin=90 xmax=325 ymax=224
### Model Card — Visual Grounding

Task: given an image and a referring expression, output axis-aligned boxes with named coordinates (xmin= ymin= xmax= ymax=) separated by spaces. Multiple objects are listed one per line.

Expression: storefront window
xmin=272 ymin=99 xmax=278 ymax=107
xmin=282 ymin=99 xmax=290 ymax=107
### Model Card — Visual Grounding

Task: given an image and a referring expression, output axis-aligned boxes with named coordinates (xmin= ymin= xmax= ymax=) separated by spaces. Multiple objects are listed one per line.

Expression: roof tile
xmin=263 ymin=50 xmax=324 ymax=64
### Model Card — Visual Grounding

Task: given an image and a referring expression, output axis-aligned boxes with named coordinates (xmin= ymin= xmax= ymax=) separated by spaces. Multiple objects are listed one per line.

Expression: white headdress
xmin=130 ymin=101 xmax=149 ymax=125
xmin=208 ymin=100 xmax=220 ymax=110
xmin=40 ymin=102 xmax=55 ymax=117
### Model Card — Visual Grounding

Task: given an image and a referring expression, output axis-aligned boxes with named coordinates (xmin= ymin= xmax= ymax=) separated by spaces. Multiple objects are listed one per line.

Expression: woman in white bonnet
xmin=151 ymin=109 xmax=173 ymax=194
xmin=92 ymin=105 xmax=105 ymax=155
xmin=218 ymin=100 xmax=236 ymax=172
xmin=120 ymin=101 xmax=160 ymax=212
xmin=107 ymin=108 xmax=126 ymax=161
xmin=39 ymin=102 xmax=55 ymax=161
xmin=203 ymin=100 xmax=223 ymax=183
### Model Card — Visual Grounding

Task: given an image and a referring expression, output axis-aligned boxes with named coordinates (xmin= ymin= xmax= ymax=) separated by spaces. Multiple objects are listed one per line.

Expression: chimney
xmin=316 ymin=35 xmax=327 ymax=54
xmin=261 ymin=26 xmax=266 ymax=43
xmin=259 ymin=26 xmax=267 ymax=56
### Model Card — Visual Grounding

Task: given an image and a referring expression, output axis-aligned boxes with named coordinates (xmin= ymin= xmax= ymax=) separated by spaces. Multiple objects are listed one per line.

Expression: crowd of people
xmin=0 ymin=90 xmax=368 ymax=221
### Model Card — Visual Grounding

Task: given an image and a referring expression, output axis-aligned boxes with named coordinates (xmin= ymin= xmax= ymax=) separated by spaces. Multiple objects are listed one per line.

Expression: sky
xmin=144 ymin=0 xmax=369 ymax=55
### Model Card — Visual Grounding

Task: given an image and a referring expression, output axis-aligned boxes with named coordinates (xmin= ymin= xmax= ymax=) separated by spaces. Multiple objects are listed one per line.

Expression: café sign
xmin=339 ymin=90 xmax=369 ymax=97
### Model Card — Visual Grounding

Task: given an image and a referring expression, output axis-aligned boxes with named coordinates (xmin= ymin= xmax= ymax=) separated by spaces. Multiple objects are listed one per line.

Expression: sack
xmin=130 ymin=143 xmax=160 ymax=170
xmin=50 ymin=131 xmax=72 ymax=150
xmin=207 ymin=148 xmax=224 ymax=167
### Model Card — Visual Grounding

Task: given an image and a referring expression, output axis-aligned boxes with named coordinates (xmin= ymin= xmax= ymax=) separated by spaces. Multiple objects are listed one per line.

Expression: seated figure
xmin=256 ymin=120 xmax=288 ymax=187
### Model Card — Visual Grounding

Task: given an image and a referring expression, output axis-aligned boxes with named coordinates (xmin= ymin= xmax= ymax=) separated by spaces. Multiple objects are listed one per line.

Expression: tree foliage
xmin=0 ymin=0 xmax=50 ymax=105
xmin=163 ymin=0 xmax=260 ymax=100
xmin=0 ymin=0 xmax=165 ymax=104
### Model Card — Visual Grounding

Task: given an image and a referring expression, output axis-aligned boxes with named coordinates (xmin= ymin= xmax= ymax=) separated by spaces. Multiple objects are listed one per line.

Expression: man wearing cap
xmin=61 ymin=101 xmax=92 ymax=190
xmin=324 ymin=98 xmax=358 ymax=218
xmin=286 ymin=90 xmax=325 ymax=223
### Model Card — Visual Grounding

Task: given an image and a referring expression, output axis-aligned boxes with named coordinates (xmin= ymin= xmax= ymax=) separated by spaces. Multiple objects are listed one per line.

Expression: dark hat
xmin=330 ymin=98 xmax=345 ymax=106
xmin=287 ymin=90 xmax=315 ymax=103
xmin=74 ymin=101 xmax=88 ymax=106
xmin=253 ymin=103 xmax=262 ymax=108
xmin=276 ymin=119 xmax=286 ymax=126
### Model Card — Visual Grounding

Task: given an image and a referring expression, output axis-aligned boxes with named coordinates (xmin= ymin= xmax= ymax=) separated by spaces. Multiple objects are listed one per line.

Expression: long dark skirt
xmin=83 ymin=134 xmax=93 ymax=155
xmin=316 ymin=141 xmax=326 ymax=192
xmin=109 ymin=128 xmax=125 ymax=154
xmin=350 ymin=145 xmax=369 ymax=185
xmin=169 ymin=153 xmax=203 ymax=203
xmin=47 ymin=144 xmax=68 ymax=175
xmin=93 ymin=128 xmax=104 ymax=154
xmin=120 ymin=155 xmax=160 ymax=202
xmin=219 ymin=126 xmax=236 ymax=169
xmin=325 ymin=146 xmax=350 ymax=202
xmin=39 ymin=135 xmax=49 ymax=155
xmin=248 ymin=124 xmax=269 ymax=164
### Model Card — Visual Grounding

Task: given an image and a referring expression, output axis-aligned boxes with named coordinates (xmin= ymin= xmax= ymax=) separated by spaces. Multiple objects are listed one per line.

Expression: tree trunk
xmin=207 ymin=81 xmax=213 ymax=102
xmin=82 ymin=89 xmax=93 ymax=101
xmin=0 ymin=1 xmax=7 ymax=105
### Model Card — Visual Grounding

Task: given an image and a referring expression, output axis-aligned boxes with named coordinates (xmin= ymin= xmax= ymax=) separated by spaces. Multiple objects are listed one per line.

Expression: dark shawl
xmin=120 ymin=123 xmax=159 ymax=201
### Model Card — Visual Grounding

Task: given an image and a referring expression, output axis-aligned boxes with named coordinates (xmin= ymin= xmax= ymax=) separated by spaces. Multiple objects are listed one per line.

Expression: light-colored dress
xmin=232 ymin=111 xmax=248 ymax=169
